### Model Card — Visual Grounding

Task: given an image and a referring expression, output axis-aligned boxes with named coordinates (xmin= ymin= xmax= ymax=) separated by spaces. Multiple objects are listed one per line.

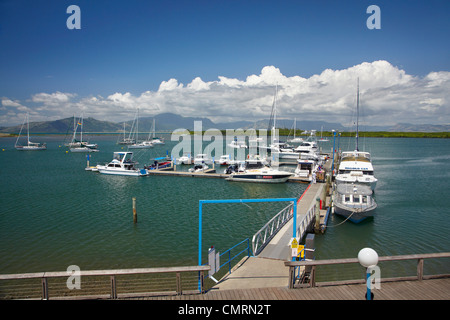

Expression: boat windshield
xmin=245 ymin=161 xmax=265 ymax=169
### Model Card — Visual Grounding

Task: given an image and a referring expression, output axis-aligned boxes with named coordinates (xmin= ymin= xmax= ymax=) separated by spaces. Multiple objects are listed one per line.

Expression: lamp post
xmin=358 ymin=248 xmax=378 ymax=300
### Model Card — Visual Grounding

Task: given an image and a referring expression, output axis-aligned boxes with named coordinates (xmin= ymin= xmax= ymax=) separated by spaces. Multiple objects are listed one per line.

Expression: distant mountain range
xmin=0 ymin=112 xmax=448 ymax=134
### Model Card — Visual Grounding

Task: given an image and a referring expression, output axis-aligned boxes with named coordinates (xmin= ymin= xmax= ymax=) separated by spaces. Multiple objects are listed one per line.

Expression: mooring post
xmin=314 ymin=197 xmax=320 ymax=232
xmin=132 ymin=197 xmax=137 ymax=223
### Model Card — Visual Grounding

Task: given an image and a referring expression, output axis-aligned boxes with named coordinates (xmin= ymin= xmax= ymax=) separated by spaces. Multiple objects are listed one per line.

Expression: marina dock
xmin=147 ymin=166 xmax=314 ymax=183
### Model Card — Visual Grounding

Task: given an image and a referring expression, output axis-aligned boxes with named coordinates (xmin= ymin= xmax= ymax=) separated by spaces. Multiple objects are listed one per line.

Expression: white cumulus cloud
xmin=1 ymin=61 xmax=449 ymax=127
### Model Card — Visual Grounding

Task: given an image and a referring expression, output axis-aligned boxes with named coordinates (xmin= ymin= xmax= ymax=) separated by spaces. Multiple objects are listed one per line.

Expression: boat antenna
xmin=356 ymin=78 xmax=359 ymax=151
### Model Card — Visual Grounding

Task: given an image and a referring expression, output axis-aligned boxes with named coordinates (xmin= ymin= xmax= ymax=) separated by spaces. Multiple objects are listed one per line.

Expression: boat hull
xmin=15 ymin=146 xmax=47 ymax=151
xmin=334 ymin=203 xmax=377 ymax=223
xmin=226 ymin=173 xmax=291 ymax=183
xmin=70 ymin=147 xmax=99 ymax=153
xmin=97 ymin=167 xmax=149 ymax=176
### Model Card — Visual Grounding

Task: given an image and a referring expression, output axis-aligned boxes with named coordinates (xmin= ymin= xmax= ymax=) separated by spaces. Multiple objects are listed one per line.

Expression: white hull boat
xmin=189 ymin=163 xmax=209 ymax=173
xmin=128 ymin=141 xmax=153 ymax=149
xmin=226 ymin=159 xmax=292 ymax=183
xmin=335 ymin=151 xmax=378 ymax=191
xmin=194 ymin=154 xmax=213 ymax=165
xmin=176 ymin=153 xmax=193 ymax=165
xmin=70 ymin=146 xmax=99 ymax=153
xmin=334 ymin=183 xmax=377 ymax=223
xmin=96 ymin=152 xmax=149 ymax=176
xmin=335 ymin=81 xmax=377 ymax=191
xmin=15 ymin=113 xmax=47 ymax=151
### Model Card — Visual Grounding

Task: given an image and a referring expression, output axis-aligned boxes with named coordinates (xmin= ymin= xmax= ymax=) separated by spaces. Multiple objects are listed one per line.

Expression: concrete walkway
xmin=212 ymin=257 xmax=290 ymax=290
xmin=258 ymin=182 xmax=324 ymax=260
xmin=213 ymin=182 xmax=325 ymax=291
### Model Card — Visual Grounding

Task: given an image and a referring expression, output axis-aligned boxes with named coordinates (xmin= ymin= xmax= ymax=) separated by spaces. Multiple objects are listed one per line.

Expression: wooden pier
xmin=146 ymin=277 xmax=450 ymax=300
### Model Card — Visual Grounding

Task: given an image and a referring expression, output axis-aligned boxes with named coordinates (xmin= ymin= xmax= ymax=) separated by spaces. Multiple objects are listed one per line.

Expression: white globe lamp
xmin=358 ymin=248 xmax=378 ymax=268
xmin=358 ymin=248 xmax=378 ymax=300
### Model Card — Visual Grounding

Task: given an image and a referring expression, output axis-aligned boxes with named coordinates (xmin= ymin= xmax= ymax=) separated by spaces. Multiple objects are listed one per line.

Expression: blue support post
xmin=366 ymin=269 xmax=372 ymax=300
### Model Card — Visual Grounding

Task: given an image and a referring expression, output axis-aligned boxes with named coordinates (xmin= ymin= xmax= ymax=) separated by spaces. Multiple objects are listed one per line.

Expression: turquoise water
xmin=0 ymin=135 xmax=449 ymax=276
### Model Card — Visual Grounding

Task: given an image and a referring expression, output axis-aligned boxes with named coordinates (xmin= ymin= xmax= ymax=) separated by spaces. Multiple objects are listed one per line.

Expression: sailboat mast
xmin=80 ymin=115 xmax=83 ymax=143
xmin=272 ymin=84 xmax=278 ymax=144
xmin=356 ymin=78 xmax=360 ymax=151
xmin=27 ymin=113 xmax=30 ymax=144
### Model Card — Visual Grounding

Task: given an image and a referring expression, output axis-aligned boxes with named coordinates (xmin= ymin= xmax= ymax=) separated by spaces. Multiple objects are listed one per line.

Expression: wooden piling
xmin=132 ymin=197 xmax=137 ymax=223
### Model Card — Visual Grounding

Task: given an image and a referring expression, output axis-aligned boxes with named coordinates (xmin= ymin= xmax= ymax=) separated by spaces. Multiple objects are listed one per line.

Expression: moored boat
xmin=334 ymin=183 xmax=377 ymax=223
xmin=176 ymin=153 xmax=193 ymax=165
xmin=335 ymin=79 xmax=377 ymax=191
xmin=189 ymin=162 xmax=209 ymax=173
xmin=194 ymin=154 xmax=213 ymax=165
xmin=145 ymin=157 xmax=173 ymax=170
xmin=335 ymin=151 xmax=377 ymax=190
xmin=225 ymin=158 xmax=292 ymax=183
xmin=96 ymin=152 xmax=149 ymax=176
xmin=15 ymin=113 xmax=47 ymax=151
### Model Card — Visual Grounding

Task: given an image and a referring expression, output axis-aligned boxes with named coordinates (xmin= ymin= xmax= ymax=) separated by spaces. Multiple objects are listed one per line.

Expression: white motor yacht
xmin=96 ymin=152 xmax=149 ymax=176
xmin=225 ymin=158 xmax=292 ymax=183
xmin=176 ymin=153 xmax=193 ymax=165
xmin=189 ymin=162 xmax=209 ymax=173
xmin=228 ymin=140 xmax=247 ymax=149
xmin=335 ymin=151 xmax=377 ymax=190
xmin=335 ymin=79 xmax=378 ymax=191
xmin=294 ymin=153 xmax=321 ymax=180
xmin=194 ymin=154 xmax=213 ymax=165
xmin=334 ymin=183 xmax=377 ymax=223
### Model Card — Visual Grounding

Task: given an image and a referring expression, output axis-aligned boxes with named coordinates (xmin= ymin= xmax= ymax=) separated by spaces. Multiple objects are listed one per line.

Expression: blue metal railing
xmin=218 ymin=238 xmax=251 ymax=274
xmin=202 ymin=238 xmax=251 ymax=275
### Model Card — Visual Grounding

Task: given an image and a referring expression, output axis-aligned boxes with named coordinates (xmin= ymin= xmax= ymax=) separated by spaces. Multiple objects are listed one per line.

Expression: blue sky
xmin=1 ymin=0 xmax=449 ymax=126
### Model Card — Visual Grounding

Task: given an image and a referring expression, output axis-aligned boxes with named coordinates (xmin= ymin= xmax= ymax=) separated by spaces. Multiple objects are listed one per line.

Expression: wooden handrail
xmin=0 ymin=265 xmax=210 ymax=280
xmin=285 ymin=252 xmax=450 ymax=289
xmin=0 ymin=265 xmax=211 ymax=299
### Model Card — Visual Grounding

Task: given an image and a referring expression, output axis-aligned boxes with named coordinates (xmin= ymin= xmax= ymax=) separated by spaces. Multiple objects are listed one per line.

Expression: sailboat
xmin=69 ymin=115 xmax=99 ymax=152
xmin=287 ymin=118 xmax=304 ymax=144
xmin=15 ymin=113 xmax=47 ymax=151
xmin=263 ymin=85 xmax=301 ymax=160
xmin=129 ymin=109 xmax=153 ymax=149
xmin=318 ymin=126 xmax=329 ymax=142
xmin=117 ymin=122 xmax=136 ymax=145
xmin=149 ymin=118 xmax=165 ymax=145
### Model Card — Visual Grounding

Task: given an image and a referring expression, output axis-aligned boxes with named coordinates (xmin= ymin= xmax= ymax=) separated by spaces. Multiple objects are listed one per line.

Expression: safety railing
xmin=252 ymin=202 xmax=294 ymax=256
xmin=285 ymin=252 xmax=450 ymax=289
xmin=0 ymin=265 xmax=210 ymax=300
xmin=219 ymin=238 xmax=251 ymax=274
xmin=296 ymin=201 xmax=316 ymax=240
